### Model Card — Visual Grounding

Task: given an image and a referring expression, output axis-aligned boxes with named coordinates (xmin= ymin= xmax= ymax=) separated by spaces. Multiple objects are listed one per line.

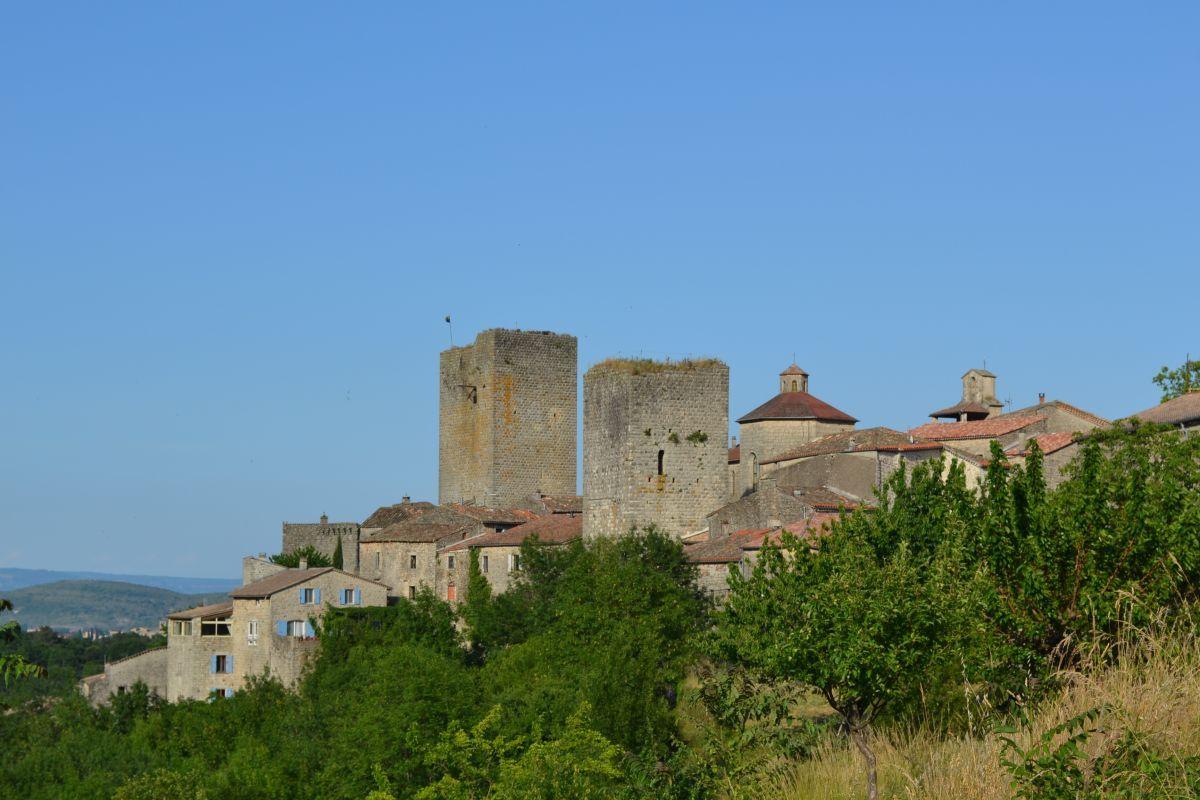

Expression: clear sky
xmin=2 ymin=4 xmax=1197 ymax=578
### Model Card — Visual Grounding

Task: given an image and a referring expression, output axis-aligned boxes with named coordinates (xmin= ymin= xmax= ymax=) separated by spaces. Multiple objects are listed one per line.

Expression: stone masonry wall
xmin=583 ymin=361 xmax=729 ymax=539
xmin=440 ymin=329 xmax=578 ymax=508
xmin=738 ymin=418 xmax=852 ymax=496
xmin=359 ymin=540 xmax=443 ymax=601
xmin=84 ymin=647 xmax=168 ymax=706
xmin=281 ymin=521 xmax=360 ymax=573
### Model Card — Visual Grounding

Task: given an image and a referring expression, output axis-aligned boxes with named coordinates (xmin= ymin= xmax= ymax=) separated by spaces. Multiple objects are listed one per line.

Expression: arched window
xmin=750 ymin=452 xmax=760 ymax=487
xmin=657 ymin=449 xmax=665 ymax=475
xmin=791 ymin=380 xmax=798 ymax=392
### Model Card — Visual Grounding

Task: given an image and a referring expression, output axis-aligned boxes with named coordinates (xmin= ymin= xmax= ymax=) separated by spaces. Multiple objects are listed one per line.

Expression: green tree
xmin=712 ymin=461 xmax=982 ymax=800
xmin=333 ymin=535 xmax=344 ymax=570
xmin=0 ymin=599 xmax=43 ymax=686
xmin=1152 ymin=356 xmax=1200 ymax=401
xmin=270 ymin=545 xmax=332 ymax=568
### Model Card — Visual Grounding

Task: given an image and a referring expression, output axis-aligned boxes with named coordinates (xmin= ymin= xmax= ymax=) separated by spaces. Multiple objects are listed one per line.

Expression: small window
xmin=791 ymin=380 xmax=798 ymax=392
xmin=300 ymin=588 xmax=316 ymax=605
xmin=657 ymin=449 xmax=665 ymax=476
xmin=286 ymin=620 xmax=307 ymax=638
xmin=214 ymin=654 xmax=229 ymax=673
xmin=247 ymin=620 xmax=259 ymax=646
xmin=482 ymin=555 xmax=489 ymax=573
xmin=447 ymin=583 xmax=457 ymax=602
xmin=447 ymin=555 xmax=456 ymax=570
xmin=201 ymin=618 xmax=231 ymax=637
xmin=375 ymin=552 xmax=382 ymax=571
xmin=409 ymin=554 xmax=418 ymax=570
xmin=408 ymin=586 xmax=416 ymax=600
xmin=172 ymin=620 xmax=193 ymax=636
xmin=509 ymin=553 xmax=521 ymax=572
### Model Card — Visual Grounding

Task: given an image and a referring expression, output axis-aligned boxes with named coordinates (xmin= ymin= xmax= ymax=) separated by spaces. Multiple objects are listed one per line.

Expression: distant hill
xmin=0 ymin=580 xmax=229 ymax=632
xmin=0 ymin=567 xmax=239 ymax=595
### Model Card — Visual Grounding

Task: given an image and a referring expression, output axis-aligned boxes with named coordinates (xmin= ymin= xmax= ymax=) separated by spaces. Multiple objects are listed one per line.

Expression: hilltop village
xmin=82 ymin=328 xmax=1199 ymax=705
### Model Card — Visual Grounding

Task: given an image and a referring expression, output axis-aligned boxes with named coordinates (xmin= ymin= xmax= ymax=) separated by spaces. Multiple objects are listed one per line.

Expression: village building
xmin=1133 ymin=391 xmax=1200 ymax=433
xmin=441 ymin=512 xmax=583 ymax=600
xmin=733 ymin=365 xmax=857 ymax=498
xmin=928 ymin=368 xmax=1005 ymax=421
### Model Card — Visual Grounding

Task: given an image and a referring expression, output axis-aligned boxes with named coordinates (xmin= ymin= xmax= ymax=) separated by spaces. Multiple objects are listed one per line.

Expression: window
xmin=447 ymin=555 xmax=456 ymax=570
xmin=750 ymin=452 xmax=760 ymax=488
xmin=509 ymin=553 xmax=521 ymax=572
xmin=447 ymin=583 xmax=457 ymax=602
xmin=409 ymin=554 xmax=417 ymax=570
xmin=247 ymin=620 xmax=259 ymax=646
xmin=299 ymin=588 xmax=318 ymax=605
xmin=408 ymin=586 xmax=416 ymax=600
xmin=657 ymin=449 xmax=665 ymax=476
xmin=283 ymin=619 xmax=310 ymax=638
xmin=482 ymin=555 xmax=489 ymax=573
xmin=201 ymin=618 xmax=231 ymax=637
xmin=172 ymin=620 xmax=192 ymax=636
xmin=210 ymin=654 xmax=234 ymax=673
xmin=209 ymin=687 xmax=234 ymax=701
xmin=340 ymin=588 xmax=362 ymax=605
xmin=375 ymin=551 xmax=382 ymax=571
xmin=791 ymin=380 xmax=798 ymax=392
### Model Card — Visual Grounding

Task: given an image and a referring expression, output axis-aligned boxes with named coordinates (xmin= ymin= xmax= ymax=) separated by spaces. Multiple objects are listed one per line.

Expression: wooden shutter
xmin=226 ymin=655 xmax=235 ymax=673
xmin=314 ymin=589 xmax=321 ymax=605
xmin=354 ymin=588 xmax=362 ymax=605
xmin=276 ymin=620 xmax=288 ymax=637
xmin=210 ymin=655 xmax=217 ymax=673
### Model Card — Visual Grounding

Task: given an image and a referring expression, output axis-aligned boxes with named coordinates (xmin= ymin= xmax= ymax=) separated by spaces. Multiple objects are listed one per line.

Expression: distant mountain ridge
xmin=0 ymin=567 xmax=239 ymax=595
xmin=0 ymin=580 xmax=228 ymax=632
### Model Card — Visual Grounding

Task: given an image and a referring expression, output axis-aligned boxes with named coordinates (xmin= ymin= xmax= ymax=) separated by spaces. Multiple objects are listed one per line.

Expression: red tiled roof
xmin=737 ymin=392 xmax=857 ymax=425
xmin=167 ymin=601 xmax=234 ymax=620
xmin=1005 ymin=400 xmax=1109 ymax=428
xmin=762 ymin=427 xmax=917 ymax=464
xmin=728 ymin=444 xmax=740 ymax=464
xmin=909 ymin=415 xmax=1045 ymax=442
xmin=1134 ymin=392 xmax=1200 ymax=427
xmin=442 ymin=514 xmax=582 ymax=552
xmin=362 ymin=501 xmax=438 ymax=529
xmin=446 ymin=504 xmax=542 ymax=525
xmin=685 ymin=513 xmax=842 ymax=564
xmin=1005 ymin=431 xmax=1078 ymax=457
xmin=534 ymin=495 xmax=583 ymax=514
xmin=792 ymin=487 xmax=863 ymax=511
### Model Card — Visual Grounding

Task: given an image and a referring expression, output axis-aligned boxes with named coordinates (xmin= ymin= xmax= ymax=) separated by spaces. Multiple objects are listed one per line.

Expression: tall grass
xmin=748 ymin=609 xmax=1200 ymax=800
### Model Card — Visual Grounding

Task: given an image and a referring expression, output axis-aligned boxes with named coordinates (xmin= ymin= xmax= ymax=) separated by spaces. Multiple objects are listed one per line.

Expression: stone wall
xmin=359 ymin=539 xmax=442 ymax=601
xmin=705 ymin=483 xmax=814 ymax=539
xmin=738 ymin=418 xmax=851 ymax=495
xmin=167 ymin=619 xmax=238 ymax=702
xmin=583 ymin=361 xmax=729 ymax=539
xmin=768 ymin=450 xmax=880 ymax=501
xmin=82 ymin=646 xmax=168 ymax=706
xmin=281 ymin=521 xmax=360 ymax=573
xmin=242 ymin=555 xmax=287 ymax=585
xmin=439 ymin=329 xmax=578 ymax=508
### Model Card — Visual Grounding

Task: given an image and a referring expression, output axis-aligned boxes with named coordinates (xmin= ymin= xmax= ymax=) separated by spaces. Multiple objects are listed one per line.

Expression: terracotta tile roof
xmin=364 ymin=517 xmax=477 ymax=544
xmin=167 ymin=601 xmax=234 ymax=620
xmin=362 ymin=501 xmax=438 ymax=529
xmin=1004 ymin=400 xmax=1110 ymax=428
xmin=1134 ymin=392 xmax=1200 ymax=426
xmin=229 ymin=567 xmax=388 ymax=598
xmin=762 ymin=427 xmax=916 ymax=464
xmin=928 ymin=400 xmax=993 ymax=419
xmin=442 ymin=513 xmax=582 ymax=552
xmin=1005 ymin=431 xmax=1079 ymax=457
xmin=446 ymin=504 xmax=541 ymax=525
xmin=728 ymin=444 xmax=740 ymax=464
xmin=792 ymin=486 xmax=864 ymax=511
xmin=737 ymin=391 xmax=858 ymax=425
xmin=685 ymin=513 xmax=841 ymax=564
xmin=533 ymin=495 xmax=583 ymax=514
xmin=909 ymin=415 xmax=1045 ymax=442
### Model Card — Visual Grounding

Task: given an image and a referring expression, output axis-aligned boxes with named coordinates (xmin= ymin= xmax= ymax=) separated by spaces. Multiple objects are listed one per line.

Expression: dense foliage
xmin=1 ymin=424 xmax=1197 ymax=800
xmin=269 ymin=545 xmax=332 ymax=568
xmin=0 ymin=626 xmax=163 ymax=705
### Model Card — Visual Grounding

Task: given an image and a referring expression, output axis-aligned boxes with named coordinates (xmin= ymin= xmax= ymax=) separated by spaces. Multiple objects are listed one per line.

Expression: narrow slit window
xmin=657 ymin=449 xmax=665 ymax=475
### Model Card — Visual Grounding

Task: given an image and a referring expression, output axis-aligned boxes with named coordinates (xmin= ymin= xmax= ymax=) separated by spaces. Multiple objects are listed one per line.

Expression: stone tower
xmin=928 ymin=368 xmax=1004 ymax=421
xmin=582 ymin=358 xmax=729 ymax=539
xmin=439 ymin=329 xmax=577 ymax=507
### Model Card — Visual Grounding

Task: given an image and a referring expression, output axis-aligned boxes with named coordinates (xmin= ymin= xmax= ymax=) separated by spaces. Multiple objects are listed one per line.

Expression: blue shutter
xmin=226 ymin=655 xmax=235 ymax=673
xmin=299 ymin=588 xmax=306 ymax=604
xmin=276 ymin=620 xmax=287 ymax=637
xmin=314 ymin=588 xmax=321 ymax=605
xmin=209 ymin=655 xmax=217 ymax=673
xmin=305 ymin=621 xmax=315 ymax=638
xmin=354 ymin=588 xmax=362 ymax=606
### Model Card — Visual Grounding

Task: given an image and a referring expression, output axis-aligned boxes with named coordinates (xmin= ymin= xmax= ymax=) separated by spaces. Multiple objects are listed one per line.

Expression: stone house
xmin=281 ymin=514 xmax=361 ymax=572
xmin=440 ymin=513 xmax=583 ymax=601
xmin=705 ymin=481 xmax=861 ymax=540
xmin=734 ymin=365 xmax=857 ymax=497
xmin=1004 ymin=432 xmax=1084 ymax=486
xmin=359 ymin=508 xmax=483 ymax=601
xmin=80 ymin=646 xmax=168 ymax=706
xmin=163 ymin=567 xmax=387 ymax=702
xmin=1133 ymin=391 xmax=1200 ymax=433
xmin=908 ymin=415 xmax=1051 ymax=459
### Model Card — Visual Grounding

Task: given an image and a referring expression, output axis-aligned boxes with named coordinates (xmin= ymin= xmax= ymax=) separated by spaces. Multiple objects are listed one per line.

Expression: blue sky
xmin=2 ymin=4 xmax=1197 ymax=577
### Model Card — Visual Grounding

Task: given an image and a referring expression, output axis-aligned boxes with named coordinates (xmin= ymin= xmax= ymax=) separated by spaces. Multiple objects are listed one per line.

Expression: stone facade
xmin=583 ymin=359 xmax=729 ymax=539
xmin=81 ymin=646 xmax=168 ymax=706
xmin=439 ymin=329 xmax=578 ymax=508
xmin=281 ymin=516 xmax=361 ymax=573
xmin=739 ymin=419 xmax=852 ymax=492
xmin=361 ymin=539 xmax=443 ymax=601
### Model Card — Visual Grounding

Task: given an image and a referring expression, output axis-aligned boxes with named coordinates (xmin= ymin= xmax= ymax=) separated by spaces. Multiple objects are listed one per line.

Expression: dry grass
xmin=747 ymin=613 xmax=1200 ymax=800
xmin=587 ymin=357 xmax=725 ymax=375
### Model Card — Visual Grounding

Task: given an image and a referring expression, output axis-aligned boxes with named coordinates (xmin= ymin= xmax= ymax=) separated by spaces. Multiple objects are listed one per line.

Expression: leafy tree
xmin=0 ymin=599 xmax=43 ymax=686
xmin=113 ymin=769 xmax=208 ymax=800
xmin=270 ymin=545 xmax=332 ymax=568
xmin=333 ymin=536 xmax=344 ymax=570
xmin=712 ymin=461 xmax=983 ymax=800
xmin=1152 ymin=356 xmax=1200 ymax=401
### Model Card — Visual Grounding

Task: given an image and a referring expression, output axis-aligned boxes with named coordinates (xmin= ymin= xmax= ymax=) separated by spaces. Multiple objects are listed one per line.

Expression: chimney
xmin=320 ymin=513 xmax=328 ymax=525
xmin=402 ymin=495 xmax=411 ymax=504
xmin=1038 ymin=393 xmax=1045 ymax=404
xmin=298 ymin=557 xmax=308 ymax=570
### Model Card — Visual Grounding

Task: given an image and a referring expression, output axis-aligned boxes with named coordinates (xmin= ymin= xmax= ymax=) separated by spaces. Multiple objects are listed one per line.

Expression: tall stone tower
xmin=439 ymin=329 xmax=577 ymax=508
xmin=583 ymin=358 xmax=729 ymax=539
